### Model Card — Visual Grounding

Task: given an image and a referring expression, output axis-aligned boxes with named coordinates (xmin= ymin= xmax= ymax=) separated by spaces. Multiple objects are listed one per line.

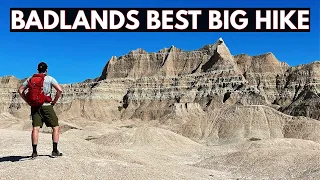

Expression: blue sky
xmin=0 ymin=0 xmax=319 ymax=84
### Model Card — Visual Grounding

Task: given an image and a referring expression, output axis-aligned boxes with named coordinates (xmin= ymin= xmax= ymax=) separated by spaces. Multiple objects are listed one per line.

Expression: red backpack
xmin=26 ymin=74 xmax=46 ymax=107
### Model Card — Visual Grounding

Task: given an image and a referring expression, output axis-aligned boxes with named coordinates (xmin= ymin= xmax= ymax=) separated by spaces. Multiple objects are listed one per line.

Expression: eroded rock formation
xmin=0 ymin=38 xmax=319 ymax=127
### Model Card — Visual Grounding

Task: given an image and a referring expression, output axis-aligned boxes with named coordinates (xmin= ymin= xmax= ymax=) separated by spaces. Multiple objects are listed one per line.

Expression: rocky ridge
xmin=0 ymin=38 xmax=319 ymax=140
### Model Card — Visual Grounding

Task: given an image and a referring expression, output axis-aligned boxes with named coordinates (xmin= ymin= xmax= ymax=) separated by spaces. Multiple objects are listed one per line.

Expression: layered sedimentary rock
xmin=0 ymin=38 xmax=319 ymax=125
xmin=97 ymin=38 xmax=319 ymax=121
xmin=278 ymin=61 xmax=320 ymax=120
xmin=0 ymin=76 xmax=24 ymax=114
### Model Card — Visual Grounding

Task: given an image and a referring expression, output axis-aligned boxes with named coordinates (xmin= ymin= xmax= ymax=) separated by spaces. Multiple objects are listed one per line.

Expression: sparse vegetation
xmin=249 ymin=137 xmax=261 ymax=141
xmin=120 ymin=125 xmax=135 ymax=128
xmin=118 ymin=106 xmax=124 ymax=111
xmin=85 ymin=136 xmax=97 ymax=141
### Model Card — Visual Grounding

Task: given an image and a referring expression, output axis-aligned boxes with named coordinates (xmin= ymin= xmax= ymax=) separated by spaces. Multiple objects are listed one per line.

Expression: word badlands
xmin=10 ymin=8 xmax=310 ymax=32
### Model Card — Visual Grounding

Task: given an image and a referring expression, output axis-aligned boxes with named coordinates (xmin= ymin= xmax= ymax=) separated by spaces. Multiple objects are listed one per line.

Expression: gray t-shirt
xmin=23 ymin=75 xmax=58 ymax=106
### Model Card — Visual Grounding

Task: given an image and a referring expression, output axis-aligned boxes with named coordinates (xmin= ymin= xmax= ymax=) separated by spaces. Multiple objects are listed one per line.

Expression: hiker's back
xmin=42 ymin=75 xmax=58 ymax=106
xmin=42 ymin=75 xmax=58 ymax=95
xmin=24 ymin=74 xmax=58 ymax=106
xmin=26 ymin=74 xmax=46 ymax=106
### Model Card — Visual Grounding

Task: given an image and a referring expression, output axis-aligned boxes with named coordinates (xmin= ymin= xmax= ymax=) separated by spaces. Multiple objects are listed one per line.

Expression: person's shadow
xmin=0 ymin=155 xmax=51 ymax=162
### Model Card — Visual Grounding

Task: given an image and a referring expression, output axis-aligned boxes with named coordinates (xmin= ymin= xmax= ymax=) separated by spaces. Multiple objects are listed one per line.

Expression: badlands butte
xmin=0 ymin=38 xmax=320 ymax=179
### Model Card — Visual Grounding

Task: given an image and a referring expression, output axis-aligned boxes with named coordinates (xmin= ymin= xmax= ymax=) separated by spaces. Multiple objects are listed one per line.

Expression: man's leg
xmin=52 ymin=126 xmax=60 ymax=153
xmin=30 ymin=106 xmax=43 ymax=158
xmin=31 ymin=127 xmax=40 ymax=147
xmin=31 ymin=127 xmax=40 ymax=157
xmin=41 ymin=105 xmax=62 ymax=156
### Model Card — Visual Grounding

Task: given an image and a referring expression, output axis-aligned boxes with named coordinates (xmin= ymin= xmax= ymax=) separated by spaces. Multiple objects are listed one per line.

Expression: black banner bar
xmin=10 ymin=8 xmax=311 ymax=32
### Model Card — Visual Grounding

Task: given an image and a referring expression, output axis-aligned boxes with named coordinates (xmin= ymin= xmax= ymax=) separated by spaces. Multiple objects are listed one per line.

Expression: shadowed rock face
xmin=0 ymin=38 xmax=319 ymax=123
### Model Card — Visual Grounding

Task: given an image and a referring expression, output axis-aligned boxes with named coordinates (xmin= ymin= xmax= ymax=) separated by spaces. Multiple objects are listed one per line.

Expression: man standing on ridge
xmin=18 ymin=62 xmax=63 ymax=158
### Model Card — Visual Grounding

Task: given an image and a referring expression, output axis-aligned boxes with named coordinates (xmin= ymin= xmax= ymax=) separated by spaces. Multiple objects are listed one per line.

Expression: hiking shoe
xmin=51 ymin=151 xmax=63 ymax=157
xmin=31 ymin=152 xmax=38 ymax=159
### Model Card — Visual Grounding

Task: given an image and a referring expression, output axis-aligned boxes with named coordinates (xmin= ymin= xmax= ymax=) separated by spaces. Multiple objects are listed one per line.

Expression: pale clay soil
xmin=0 ymin=116 xmax=320 ymax=180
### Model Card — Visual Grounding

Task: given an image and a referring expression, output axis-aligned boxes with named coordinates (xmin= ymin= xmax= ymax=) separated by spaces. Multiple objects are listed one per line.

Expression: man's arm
xmin=18 ymin=85 xmax=30 ymax=105
xmin=51 ymin=83 xmax=63 ymax=106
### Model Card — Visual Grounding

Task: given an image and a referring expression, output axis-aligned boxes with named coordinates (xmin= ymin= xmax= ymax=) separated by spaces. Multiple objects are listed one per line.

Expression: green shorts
xmin=31 ymin=105 xmax=59 ymax=128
